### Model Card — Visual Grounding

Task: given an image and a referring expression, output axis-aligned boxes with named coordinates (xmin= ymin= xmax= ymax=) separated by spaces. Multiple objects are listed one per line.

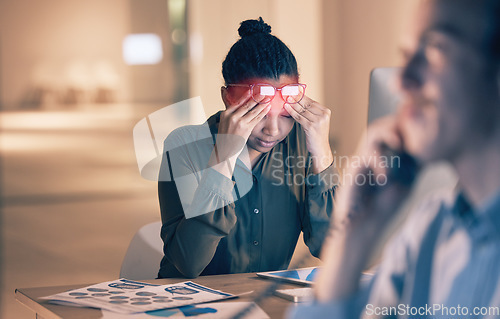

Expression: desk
xmin=15 ymin=272 xmax=303 ymax=319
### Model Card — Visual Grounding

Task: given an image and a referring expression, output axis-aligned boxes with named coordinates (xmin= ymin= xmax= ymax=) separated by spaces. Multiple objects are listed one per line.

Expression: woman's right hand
xmin=215 ymin=89 xmax=271 ymax=162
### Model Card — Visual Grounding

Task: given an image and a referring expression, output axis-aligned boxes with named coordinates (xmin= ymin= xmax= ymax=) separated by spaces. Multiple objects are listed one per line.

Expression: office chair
xmin=120 ymin=221 xmax=164 ymax=280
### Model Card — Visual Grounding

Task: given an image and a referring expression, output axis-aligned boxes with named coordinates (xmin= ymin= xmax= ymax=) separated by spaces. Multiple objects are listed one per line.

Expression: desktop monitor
xmin=367 ymin=67 xmax=401 ymax=124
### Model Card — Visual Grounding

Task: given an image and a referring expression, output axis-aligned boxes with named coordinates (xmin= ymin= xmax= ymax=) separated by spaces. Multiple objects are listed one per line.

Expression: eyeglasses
xmin=226 ymin=83 xmax=306 ymax=104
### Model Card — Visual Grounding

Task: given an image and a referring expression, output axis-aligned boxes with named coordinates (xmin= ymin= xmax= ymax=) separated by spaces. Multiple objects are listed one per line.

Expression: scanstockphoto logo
xmin=333 ymin=151 xmax=402 ymax=187
xmin=268 ymin=151 xmax=401 ymax=187
xmin=365 ymin=303 xmax=500 ymax=318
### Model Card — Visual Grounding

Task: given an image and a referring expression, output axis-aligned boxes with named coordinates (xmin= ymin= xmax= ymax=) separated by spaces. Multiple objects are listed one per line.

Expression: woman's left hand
xmin=284 ymin=96 xmax=334 ymax=174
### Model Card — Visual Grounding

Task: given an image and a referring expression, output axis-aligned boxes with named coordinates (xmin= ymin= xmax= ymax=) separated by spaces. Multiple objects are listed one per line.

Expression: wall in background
xmin=128 ymin=0 xmax=176 ymax=104
xmin=0 ymin=0 xmax=176 ymax=110
xmin=323 ymin=0 xmax=420 ymax=156
xmin=1 ymin=0 xmax=419 ymax=148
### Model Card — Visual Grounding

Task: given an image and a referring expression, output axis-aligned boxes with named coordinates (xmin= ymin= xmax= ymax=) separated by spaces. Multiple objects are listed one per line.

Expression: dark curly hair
xmin=222 ymin=17 xmax=299 ymax=85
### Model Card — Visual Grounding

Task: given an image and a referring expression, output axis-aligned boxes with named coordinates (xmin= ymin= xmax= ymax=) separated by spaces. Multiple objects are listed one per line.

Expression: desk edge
xmin=15 ymin=288 xmax=63 ymax=319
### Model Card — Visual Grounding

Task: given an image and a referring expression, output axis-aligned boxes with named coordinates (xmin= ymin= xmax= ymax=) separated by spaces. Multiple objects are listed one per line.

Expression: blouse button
xmin=254 ymin=209 xmax=259 ymax=214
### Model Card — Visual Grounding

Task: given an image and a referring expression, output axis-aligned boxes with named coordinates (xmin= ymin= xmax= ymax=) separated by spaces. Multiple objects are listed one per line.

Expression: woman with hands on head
xmin=158 ymin=17 xmax=337 ymax=279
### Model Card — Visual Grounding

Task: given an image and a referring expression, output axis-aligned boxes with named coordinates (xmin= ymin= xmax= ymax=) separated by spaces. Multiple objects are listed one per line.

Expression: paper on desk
xmin=100 ymin=301 xmax=269 ymax=318
xmin=40 ymin=278 xmax=236 ymax=314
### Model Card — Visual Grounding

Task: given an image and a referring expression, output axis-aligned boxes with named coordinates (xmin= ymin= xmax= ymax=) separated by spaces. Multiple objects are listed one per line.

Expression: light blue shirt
xmin=288 ymin=189 xmax=500 ymax=319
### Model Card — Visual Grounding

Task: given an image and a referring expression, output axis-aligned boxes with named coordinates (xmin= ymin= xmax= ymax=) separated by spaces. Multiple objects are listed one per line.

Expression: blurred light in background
xmin=167 ymin=0 xmax=186 ymax=27
xmin=189 ymin=32 xmax=203 ymax=65
xmin=168 ymin=0 xmax=187 ymax=45
xmin=167 ymin=0 xmax=189 ymax=101
xmin=122 ymin=34 xmax=163 ymax=65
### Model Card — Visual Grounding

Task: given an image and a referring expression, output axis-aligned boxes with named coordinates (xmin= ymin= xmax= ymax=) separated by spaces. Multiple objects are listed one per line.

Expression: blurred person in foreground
xmin=289 ymin=0 xmax=500 ymax=318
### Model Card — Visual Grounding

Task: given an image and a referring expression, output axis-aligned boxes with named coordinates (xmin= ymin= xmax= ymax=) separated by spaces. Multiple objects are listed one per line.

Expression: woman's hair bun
xmin=238 ymin=17 xmax=271 ymax=38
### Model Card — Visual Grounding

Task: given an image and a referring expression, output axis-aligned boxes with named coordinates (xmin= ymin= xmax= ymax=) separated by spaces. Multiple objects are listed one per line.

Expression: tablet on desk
xmin=256 ymin=267 xmax=319 ymax=286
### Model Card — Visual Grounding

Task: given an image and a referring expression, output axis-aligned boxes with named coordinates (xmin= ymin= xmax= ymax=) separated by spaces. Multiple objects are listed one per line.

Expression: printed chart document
xmin=41 ymin=278 xmax=236 ymax=314
xmin=100 ymin=301 xmax=269 ymax=319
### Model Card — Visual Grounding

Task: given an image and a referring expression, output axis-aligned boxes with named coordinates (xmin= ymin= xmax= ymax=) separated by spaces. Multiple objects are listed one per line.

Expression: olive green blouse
xmin=158 ymin=111 xmax=337 ymax=278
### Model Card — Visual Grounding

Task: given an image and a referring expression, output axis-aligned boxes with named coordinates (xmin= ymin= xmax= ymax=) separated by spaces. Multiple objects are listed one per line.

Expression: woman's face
xmin=223 ymin=75 xmax=298 ymax=154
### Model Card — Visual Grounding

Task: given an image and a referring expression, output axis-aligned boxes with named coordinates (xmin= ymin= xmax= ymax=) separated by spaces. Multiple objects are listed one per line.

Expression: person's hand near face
xmin=315 ymin=115 xmax=419 ymax=301
xmin=334 ymin=116 xmax=417 ymax=234
xmin=219 ymin=86 xmax=272 ymax=143
xmin=284 ymin=96 xmax=334 ymax=174
xmin=209 ymin=87 xmax=271 ymax=178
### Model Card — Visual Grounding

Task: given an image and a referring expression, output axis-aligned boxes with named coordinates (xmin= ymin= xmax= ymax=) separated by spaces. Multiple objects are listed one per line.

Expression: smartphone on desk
xmin=274 ymin=287 xmax=314 ymax=303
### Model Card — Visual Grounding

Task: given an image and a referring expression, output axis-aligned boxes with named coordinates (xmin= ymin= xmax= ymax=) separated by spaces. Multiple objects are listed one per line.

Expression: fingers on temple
xmin=226 ymin=90 xmax=252 ymax=112
xmin=298 ymin=96 xmax=323 ymax=116
xmin=284 ymin=103 xmax=311 ymax=123
xmin=250 ymin=104 xmax=271 ymax=124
